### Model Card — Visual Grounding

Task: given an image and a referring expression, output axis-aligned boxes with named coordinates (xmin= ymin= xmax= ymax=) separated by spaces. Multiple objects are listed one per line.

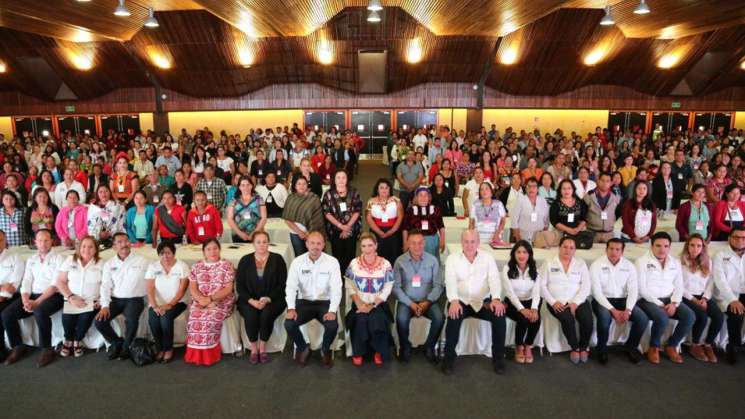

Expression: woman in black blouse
xmin=549 ymin=179 xmax=589 ymax=246
xmin=235 ymin=231 xmax=287 ymax=364
xmin=430 ymin=173 xmax=454 ymax=217
xmin=322 ymin=169 xmax=363 ymax=276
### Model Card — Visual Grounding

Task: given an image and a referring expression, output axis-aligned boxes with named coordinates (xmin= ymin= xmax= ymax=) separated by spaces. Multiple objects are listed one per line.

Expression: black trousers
xmin=237 ymin=298 xmax=287 ymax=343
xmin=160 ymin=236 xmax=183 ymax=246
xmin=284 ymin=300 xmax=338 ymax=354
xmin=330 ymin=233 xmax=358 ymax=277
xmin=62 ymin=310 xmax=99 ymax=341
xmin=0 ymin=293 xmax=21 ymax=350
xmin=444 ymin=301 xmax=506 ymax=361
xmin=547 ymin=301 xmax=593 ymax=351
xmin=2 ymin=293 xmax=63 ymax=349
xmin=504 ymin=299 xmax=541 ymax=346
xmin=726 ymin=294 xmax=745 ymax=347
xmin=345 ymin=304 xmax=393 ymax=359
xmin=94 ymin=297 xmax=145 ymax=350
xmin=147 ymin=302 xmax=187 ymax=351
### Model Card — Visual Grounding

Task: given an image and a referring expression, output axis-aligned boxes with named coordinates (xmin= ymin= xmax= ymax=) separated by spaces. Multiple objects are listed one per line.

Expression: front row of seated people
xmin=0 ymin=225 xmax=744 ymax=374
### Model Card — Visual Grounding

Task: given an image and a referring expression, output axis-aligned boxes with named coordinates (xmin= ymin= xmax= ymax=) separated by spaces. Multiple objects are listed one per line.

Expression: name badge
xmin=206 ymin=193 xmax=213 ymax=201
xmin=567 ymin=213 xmax=575 ymax=223
xmin=666 ymin=190 xmax=673 ymax=199
xmin=258 ymin=169 xmax=263 ymax=176
xmin=277 ymin=170 xmax=282 ymax=176
xmin=695 ymin=220 xmax=705 ymax=231
xmin=153 ymin=195 xmax=160 ymax=203
xmin=9 ymin=222 xmax=18 ymax=232
xmin=530 ymin=212 xmax=538 ymax=222
xmin=445 ymin=181 xmax=449 ymax=188
xmin=326 ymin=174 xmax=330 ymax=179
xmin=412 ymin=274 xmax=422 ymax=288
xmin=242 ymin=211 xmax=252 ymax=220
xmin=601 ymin=211 xmax=608 ymax=220
xmin=421 ymin=220 xmax=429 ymax=230
xmin=267 ymin=195 xmax=273 ymax=203
xmin=511 ymin=155 xmax=517 ymax=161
xmin=197 ymin=226 xmax=205 ymax=236
xmin=677 ymin=173 xmax=683 ymax=180
xmin=339 ymin=202 xmax=347 ymax=212
xmin=382 ymin=216 xmax=389 ymax=223
xmin=118 ymin=184 xmax=125 ymax=193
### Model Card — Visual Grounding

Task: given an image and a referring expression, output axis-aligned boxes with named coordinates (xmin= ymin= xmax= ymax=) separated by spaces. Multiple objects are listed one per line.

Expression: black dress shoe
xmin=493 ymin=359 xmax=505 ymax=375
xmin=107 ymin=343 xmax=122 ymax=360
xmin=118 ymin=348 xmax=130 ymax=361
xmin=598 ymin=351 xmax=609 ymax=365
xmin=441 ymin=358 xmax=454 ymax=375
xmin=37 ymin=348 xmax=56 ymax=368
xmin=627 ymin=349 xmax=642 ymax=365
xmin=726 ymin=344 xmax=738 ymax=365
xmin=398 ymin=348 xmax=411 ymax=363
xmin=425 ymin=347 xmax=439 ymax=365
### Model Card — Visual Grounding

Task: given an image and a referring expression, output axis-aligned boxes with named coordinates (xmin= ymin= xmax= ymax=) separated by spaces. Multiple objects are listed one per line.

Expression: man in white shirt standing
xmin=0 ymin=230 xmax=25 ymax=362
xmin=94 ymin=232 xmax=148 ymax=360
xmin=284 ymin=231 xmax=342 ymax=368
xmin=713 ymin=226 xmax=745 ymax=364
xmin=2 ymin=230 xmax=62 ymax=367
xmin=412 ymin=128 xmax=428 ymax=151
xmin=590 ymin=238 xmax=648 ymax=365
xmin=443 ymin=229 xmax=506 ymax=375
xmin=52 ymin=168 xmax=86 ymax=209
xmin=636 ymin=232 xmax=695 ymax=364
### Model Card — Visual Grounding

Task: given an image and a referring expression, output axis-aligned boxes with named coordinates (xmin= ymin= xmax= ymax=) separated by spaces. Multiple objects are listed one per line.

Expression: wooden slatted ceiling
xmin=2 ymin=0 xmax=744 ymax=42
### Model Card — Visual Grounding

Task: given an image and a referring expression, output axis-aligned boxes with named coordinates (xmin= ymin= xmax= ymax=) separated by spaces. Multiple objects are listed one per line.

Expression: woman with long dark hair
xmin=621 ymin=180 xmax=656 ymax=243
xmin=24 ymin=187 xmax=59 ymax=246
xmin=365 ymin=178 xmax=403 ymax=266
xmin=502 ymin=240 xmax=541 ymax=364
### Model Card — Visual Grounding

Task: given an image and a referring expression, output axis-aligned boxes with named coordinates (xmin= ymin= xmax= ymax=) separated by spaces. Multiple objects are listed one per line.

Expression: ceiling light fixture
xmin=114 ymin=0 xmax=131 ymax=17
xmin=0 ymin=62 xmax=6 ymax=73
xmin=144 ymin=7 xmax=159 ymax=28
xmin=499 ymin=46 xmax=518 ymax=65
xmin=367 ymin=0 xmax=383 ymax=12
xmin=367 ymin=10 xmax=381 ymax=23
xmin=600 ymin=5 xmax=614 ymax=26
xmin=634 ymin=0 xmax=651 ymax=15
xmin=317 ymin=40 xmax=333 ymax=65
xmin=741 ymin=60 xmax=745 ymax=70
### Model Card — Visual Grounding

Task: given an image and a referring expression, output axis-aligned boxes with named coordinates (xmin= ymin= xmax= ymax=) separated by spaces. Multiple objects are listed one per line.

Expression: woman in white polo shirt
xmin=55 ymin=236 xmax=104 ymax=358
xmin=146 ymin=241 xmax=189 ymax=364
xmin=540 ymin=236 xmax=593 ymax=364
xmin=502 ymin=240 xmax=541 ymax=364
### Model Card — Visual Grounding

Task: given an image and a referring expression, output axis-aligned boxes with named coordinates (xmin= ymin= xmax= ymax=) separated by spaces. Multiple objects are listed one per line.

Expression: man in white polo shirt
xmin=2 ymin=229 xmax=63 ymax=367
xmin=590 ymin=238 xmax=648 ymax=365
xmin=713 ymin=226 xmax=745 ymax=364
xmin=636 ymin=232 xmax=695 ymax=364
xmin=94 ymin=232 xmax=148 ymax=361
xmin=0 ymin=230 xmax=25 ymax=362
xmin=443 ymin=229 xmax=506 ymax=375
xmin=284 ymin=231 xmax=342 ymax=369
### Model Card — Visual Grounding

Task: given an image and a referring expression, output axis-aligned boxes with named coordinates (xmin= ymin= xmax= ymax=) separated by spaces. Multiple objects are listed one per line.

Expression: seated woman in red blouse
xmin=186 ymin=191 xmax=223 ymax=244
xmin=402 ymin=187 xmax=445 ymax=261
xmin=152 ymin=191 xmax=187 ymax=246
xmin=317 ymin=155 xmax=336 ymax=186
xmin=712 ymin=183 xmax=745 ymax=241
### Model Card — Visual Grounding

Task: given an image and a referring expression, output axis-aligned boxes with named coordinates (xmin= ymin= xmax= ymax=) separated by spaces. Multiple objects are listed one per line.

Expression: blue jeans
xmin=148 ymin=302 xmax=187 ymax=351
xmin=592 ymin=299 xmax=649 ymax=352
xmin=396 ymin=301 xmax=444 ymax=351
xmin=289 ymin=233 xmax=307 ymax=257
xmin=637 ymin=298 xmax=695 ymax=348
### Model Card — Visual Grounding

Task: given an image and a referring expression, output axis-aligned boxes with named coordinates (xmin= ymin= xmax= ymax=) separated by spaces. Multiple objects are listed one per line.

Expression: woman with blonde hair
xmin=680 ymin=233 xmax=723 ymax=363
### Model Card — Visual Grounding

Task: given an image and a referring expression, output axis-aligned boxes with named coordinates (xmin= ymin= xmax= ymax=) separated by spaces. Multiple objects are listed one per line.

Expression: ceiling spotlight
xmin=634 ymin=0 xmax=651 ymax=15
xmin=741 ymin=60 xmax=745 ymax=70
xmin=144 ymin=8 xmax=159 ymax=28
xmin=114 ymin=0 xmax=131 ymax=17
xmin=367 ymin=10 xmax=381 ymax=23
xmin=367 ymin=0 xmax=383 ymax=12
xmin=472 ymin=84 xmax=479 ymax=90
xmin=600 ymin=5 xmax=614 ymax=26
xmin=0 ymin=62 xmax=6 ymax=73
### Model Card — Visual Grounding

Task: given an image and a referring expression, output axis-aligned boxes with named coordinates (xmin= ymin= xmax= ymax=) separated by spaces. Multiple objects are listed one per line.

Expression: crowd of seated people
xmin=0 ymin=121 xmax=742 ymax=374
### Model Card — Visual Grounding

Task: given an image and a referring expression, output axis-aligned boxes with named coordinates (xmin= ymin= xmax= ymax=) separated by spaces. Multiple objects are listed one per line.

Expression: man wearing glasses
xmin=713 ymin=226 xmax=745 ymax=364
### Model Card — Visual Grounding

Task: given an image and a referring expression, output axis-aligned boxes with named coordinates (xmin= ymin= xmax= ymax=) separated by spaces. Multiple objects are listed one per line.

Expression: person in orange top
xmin=110 ymin=155 xmax=139 ymax=207
xmin=186 ymin=191 xmax=223 ymax=244
xmin=520 ymin=157 xmax=544 ymax=183
xmin=152 ymin=191 xmax=187 ymax=247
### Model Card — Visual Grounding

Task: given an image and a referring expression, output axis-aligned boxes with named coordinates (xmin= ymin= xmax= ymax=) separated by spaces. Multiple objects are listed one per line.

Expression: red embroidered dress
xmin=184 ymin=259 xmax=235 ymax=366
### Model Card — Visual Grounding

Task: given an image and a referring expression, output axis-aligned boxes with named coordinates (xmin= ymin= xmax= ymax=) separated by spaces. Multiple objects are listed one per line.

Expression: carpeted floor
xmin=3 ymin=161 xmax=744 ymax=419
